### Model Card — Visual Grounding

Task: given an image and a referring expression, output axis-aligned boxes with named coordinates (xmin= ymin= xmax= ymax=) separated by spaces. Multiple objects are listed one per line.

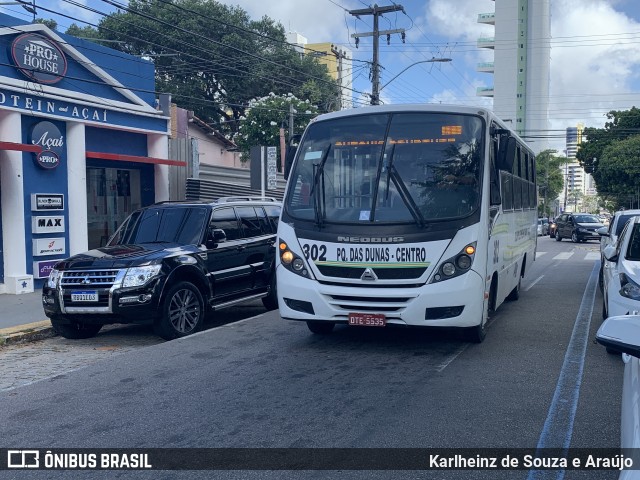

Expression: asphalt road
xmin=0 ymin=236 xmax=624 ymax=480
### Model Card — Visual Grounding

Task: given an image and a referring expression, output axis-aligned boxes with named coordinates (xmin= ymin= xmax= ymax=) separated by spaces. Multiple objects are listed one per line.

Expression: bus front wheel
xmin=464 ymin=319 xmax=486 ymax=343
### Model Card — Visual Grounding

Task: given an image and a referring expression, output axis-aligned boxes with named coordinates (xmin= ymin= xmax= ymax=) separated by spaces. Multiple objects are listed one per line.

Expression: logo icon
xmin=7 ymin=450 xmax=39 ymax=468
xmin=11 ymin=33 xmax=67 ymax=84
xmin=360 ymin=267 xmax=378 ymax=281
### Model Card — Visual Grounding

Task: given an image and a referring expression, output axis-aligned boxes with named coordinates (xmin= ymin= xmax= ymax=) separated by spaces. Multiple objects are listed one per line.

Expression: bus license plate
xmin=71 ymin=291 xmax=98 ymax=302
xmin=348 ymin=313 xmax=386 ymax=327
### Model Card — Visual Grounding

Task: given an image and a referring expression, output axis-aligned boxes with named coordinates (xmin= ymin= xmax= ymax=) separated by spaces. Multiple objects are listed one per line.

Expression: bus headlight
xmin=279 ymin=241 xmax=311 ymax=278
xmin=442 ymin=262 xmax=456 ymax=276
xmin=431 ymin=243 xmax=476 ymax=284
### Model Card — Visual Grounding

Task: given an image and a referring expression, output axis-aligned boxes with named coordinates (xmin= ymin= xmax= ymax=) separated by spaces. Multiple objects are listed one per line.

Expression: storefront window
xmin=87 ymin=167 xmax=141 ymax=249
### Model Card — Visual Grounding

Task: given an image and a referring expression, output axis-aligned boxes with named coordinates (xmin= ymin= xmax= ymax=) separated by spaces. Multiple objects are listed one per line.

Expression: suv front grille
xmin=59 ymin=270 xmax=122 ymax=311
xmin=61 ymin=270 xmax=120 ymax=287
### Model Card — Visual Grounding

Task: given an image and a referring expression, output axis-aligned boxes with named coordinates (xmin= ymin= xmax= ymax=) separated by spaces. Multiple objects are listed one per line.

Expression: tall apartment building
xmin=286 ymin=33 xmax=353 ymax=110
xmin=477 ymin=0 xmax=551 ymax=150
xmin=561 ymin=124 xmax=596 ymax=211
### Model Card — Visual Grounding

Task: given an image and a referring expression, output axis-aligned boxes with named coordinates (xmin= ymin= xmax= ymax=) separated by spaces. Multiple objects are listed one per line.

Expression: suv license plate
xmin=348 ymin=313 xmax=386 ymax=327
xmin=71 ymin=291 xmax=98 ymax=302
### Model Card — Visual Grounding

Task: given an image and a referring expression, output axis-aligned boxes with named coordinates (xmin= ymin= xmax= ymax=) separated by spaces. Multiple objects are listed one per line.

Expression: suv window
xmin=110 ymin=207 xmax=208 ymax=245
xmin=264 ymin=205 xmax=281 ymax=231
xmin=210 ymin=207 xmax=241 ymax=241
xmin=237 ymin=206 xmax=263 ymax=238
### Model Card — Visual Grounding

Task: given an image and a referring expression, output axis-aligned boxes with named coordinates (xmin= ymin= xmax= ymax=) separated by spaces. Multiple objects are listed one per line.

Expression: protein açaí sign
xmin=11 ymin=33 xmax=67 ymax=84
xmin=30 ymin=121 xmax=64 ymax=169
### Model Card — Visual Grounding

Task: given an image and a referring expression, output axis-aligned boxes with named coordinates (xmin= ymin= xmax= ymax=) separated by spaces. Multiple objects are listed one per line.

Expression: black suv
xmin=554 ymin=212 xmax=604 ymax=243
xmin=42 ymin=197 xmax=281 ymax=340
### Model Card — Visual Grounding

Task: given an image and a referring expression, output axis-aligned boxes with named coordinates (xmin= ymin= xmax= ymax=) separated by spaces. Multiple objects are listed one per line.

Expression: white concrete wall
xmin=149 ymin=133 xmax=170 ymax=202
xmin=189 ymin=125 xmax=243 ymax=169
xmin=66 ymin=121 xmax=88 ymax=255
xmin=0 ymin=110 xmax=28 ymax=293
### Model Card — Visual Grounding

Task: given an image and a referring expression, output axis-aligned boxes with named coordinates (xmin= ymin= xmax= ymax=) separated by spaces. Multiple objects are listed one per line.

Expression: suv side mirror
xmin=597 ymin=226 xmax=609 ymax=237
xmin=206 ymin=228 xmax=226 ymax=248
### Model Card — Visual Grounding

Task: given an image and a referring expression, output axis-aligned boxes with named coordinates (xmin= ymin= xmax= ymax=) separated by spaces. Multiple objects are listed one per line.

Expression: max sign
xmin=30 ymin=121 xmax=63 ymax=169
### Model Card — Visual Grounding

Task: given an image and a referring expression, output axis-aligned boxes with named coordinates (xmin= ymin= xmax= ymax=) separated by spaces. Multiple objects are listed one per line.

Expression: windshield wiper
xmin=388 ymin=166 xmax=426 ymax=227
xmin=309 ymin=145 xmax=331 ymax=228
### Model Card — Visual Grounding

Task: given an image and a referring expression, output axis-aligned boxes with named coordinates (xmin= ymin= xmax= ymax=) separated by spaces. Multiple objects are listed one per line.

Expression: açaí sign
xmin=11 ymin=33 xmax=67 ymax=84
xmin=30 ymin=121 xmax=63 ymax=169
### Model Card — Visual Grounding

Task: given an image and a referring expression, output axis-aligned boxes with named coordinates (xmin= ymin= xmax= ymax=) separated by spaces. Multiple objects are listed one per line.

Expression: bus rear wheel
xmin=306 ymin=321 xmax=335 ymax=334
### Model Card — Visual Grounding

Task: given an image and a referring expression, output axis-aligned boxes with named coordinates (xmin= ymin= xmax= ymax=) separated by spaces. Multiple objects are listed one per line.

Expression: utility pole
xmin=349 ymin=4 xmax=405 ymax=105
xmin=331 ymin=44 xmax=348 ymax=110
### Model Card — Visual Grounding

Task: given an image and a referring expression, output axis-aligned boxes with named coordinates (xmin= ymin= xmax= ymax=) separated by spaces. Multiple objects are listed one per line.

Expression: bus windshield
xmin=285 ymin=112 xmax=484 ymax=225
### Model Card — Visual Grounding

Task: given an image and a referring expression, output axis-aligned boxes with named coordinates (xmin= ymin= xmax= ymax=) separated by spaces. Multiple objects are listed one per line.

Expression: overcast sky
xmin=5 ymin=0 xmax=640 ymax=152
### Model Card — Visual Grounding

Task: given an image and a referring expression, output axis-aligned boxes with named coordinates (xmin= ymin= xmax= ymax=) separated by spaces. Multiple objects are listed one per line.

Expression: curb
xmin=0 ymin=321 xmax=57 ymax=347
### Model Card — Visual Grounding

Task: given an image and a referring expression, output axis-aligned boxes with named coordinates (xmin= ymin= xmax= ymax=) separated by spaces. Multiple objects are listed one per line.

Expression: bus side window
xmin=490 ymin=139 xmax=501 ymax=206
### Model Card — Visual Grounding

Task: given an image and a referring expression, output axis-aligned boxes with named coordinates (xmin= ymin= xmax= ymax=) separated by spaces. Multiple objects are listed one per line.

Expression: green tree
xmin=596 ymin=135 xmax=640 ymax=208
xmin=234 ymin=93 xmax=318 ymax=164
xmin=81 ymin=0 xmax=338 ymax=132
xmin=535 ymin=150 xmax=565 ymax=217
xmin=576 ymin=107 xmax=640 ymax=208
xmin=65 ymin=23 xmax=102 ymax=40
xmin=35 ymin=18 xmax=57 ymax=30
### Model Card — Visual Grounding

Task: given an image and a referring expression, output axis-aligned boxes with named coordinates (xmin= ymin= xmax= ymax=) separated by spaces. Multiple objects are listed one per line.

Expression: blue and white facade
xmin=0 ymin=15 xmax=174 ymax=294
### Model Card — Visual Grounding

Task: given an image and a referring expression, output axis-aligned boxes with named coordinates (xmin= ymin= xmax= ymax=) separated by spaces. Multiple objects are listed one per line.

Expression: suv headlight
xmin=123 ymin=265 xmax=162 ymax=288
xmin=619 ymin=273 xmax=640 ymax=300
xmin=47 ymin=268 xmax=61 ymax=288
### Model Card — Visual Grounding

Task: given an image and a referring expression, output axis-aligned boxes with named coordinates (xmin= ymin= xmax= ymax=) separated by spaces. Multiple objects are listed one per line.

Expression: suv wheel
xmin=261 ymin=275 xmax=278 ymax=311
xmin=555 ymin=230 xmax=562 ymax=241
xmin=50 ymin=316 xmax=102 ymax=339
xmin=155 ymin=281 xmax=204 ymax=340
xmin=571 ymin=231 xmax=579 ymax=243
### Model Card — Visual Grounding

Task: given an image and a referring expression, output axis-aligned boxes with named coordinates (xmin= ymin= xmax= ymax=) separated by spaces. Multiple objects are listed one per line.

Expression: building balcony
xmin=477 ymin=37 xmax=495 ymax=49
xmin=476 ymin=86 xmax=494 ymax=97
xmin=477 ymin=12 xmax=495 ymax=25
xmin=477 ymin=62 xmax=494 ymax=73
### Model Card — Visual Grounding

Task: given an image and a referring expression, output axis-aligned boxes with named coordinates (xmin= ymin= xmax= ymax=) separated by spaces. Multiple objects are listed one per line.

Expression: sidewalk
xmin=0 ymin=291 xmax=55 ymax=345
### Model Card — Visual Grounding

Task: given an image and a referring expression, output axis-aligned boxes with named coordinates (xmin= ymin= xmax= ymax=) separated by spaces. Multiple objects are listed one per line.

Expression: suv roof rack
xmin=215 ymin=196 xmax=278 ymax=203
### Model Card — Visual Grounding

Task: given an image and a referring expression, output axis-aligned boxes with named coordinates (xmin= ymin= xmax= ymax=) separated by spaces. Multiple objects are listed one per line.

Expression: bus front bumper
xmin=276 ymin=265 xmax=486 ymax=328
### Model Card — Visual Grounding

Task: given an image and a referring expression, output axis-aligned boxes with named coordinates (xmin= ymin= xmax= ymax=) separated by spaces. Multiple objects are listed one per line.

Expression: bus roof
xmin=308 ymin=104 xmax=531 ymax=152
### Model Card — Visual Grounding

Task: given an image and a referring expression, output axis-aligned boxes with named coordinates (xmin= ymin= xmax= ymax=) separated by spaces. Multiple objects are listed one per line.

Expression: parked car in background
xmin=42 ymin=197 xmax=282 ymax=340
xmin=598 ymin=210 xmax=640 ymax=292
xmin=554 ymin=212 xmax=604 ymax=243
xmin=596 ymin=315 xmax=640 ymax=476
xmin=537 ymin=218 xmax=549 ymax=236
xmin=601 ymin=215 xmax=640 ymax=320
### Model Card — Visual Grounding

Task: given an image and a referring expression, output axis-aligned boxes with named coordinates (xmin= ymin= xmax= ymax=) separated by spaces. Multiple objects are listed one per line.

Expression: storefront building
xmin=0 ymin=15 xmax=178 ymax=294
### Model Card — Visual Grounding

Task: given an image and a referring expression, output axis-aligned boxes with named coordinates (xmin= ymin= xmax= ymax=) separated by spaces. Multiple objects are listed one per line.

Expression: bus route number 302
xmin=301 ymin=243 xmax=327 ymax=262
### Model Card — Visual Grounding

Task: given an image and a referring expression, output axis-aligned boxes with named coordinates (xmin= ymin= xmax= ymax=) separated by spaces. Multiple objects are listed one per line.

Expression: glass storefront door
xmin=87 ymin=167 xmax=141 ymax=249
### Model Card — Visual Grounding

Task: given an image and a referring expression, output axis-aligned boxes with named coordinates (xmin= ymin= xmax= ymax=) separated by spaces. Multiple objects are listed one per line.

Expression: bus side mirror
xmin=284 ymin=134 xmax=301 ymax=181
xmin=497 ymin=136 xmax=516 ymax=171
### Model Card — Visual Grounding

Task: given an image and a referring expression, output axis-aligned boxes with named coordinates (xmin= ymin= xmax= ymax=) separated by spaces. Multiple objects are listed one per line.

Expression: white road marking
xmin=584 ymin=252 xmax=600 ymax=261
xmin=524 ymin=275 xmax=544 ymax=291
xmin=535 ymin=252 xmax=547 ymax=259
xmin=553 ymin=252 xmax=574 ymax=260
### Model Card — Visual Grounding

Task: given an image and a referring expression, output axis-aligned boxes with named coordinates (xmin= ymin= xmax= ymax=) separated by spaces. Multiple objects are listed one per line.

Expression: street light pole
xmin=563 ymin=150 xmax=568 ymax=212
xmin=379 ymin=57 xmax=452 ymax=92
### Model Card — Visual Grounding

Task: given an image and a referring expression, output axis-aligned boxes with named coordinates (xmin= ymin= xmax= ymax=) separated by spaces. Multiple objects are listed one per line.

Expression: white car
xmin=602 ymin=216 xmax=640 ymax=319
xmin=596 ymin=315 xmax=640 ymax=478
xmin=598 ymin=210 xmax=640 ymax=292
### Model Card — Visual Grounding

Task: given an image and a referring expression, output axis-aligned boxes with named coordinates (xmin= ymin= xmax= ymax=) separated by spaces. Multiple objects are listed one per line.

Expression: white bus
xmin=276 ymin=105 xmax=537 ymax=342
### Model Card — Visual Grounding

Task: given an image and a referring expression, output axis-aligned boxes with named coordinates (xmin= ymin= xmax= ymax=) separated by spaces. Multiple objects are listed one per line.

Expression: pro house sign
xmin=30 ymin=121 xmax=63 ymax=169
xmin=11 ymin=33 xmax=67 ymax=84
